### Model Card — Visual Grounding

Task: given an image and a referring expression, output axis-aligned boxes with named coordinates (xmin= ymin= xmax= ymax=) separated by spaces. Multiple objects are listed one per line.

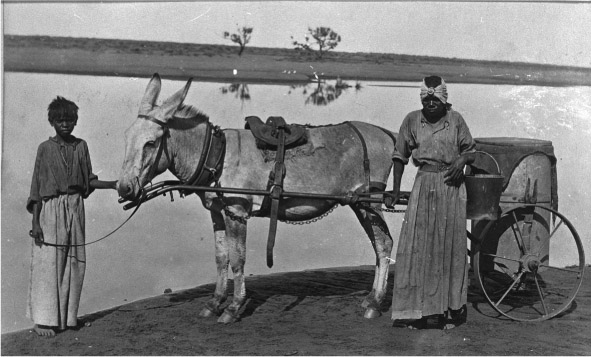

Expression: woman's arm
xmin=385 ymin=159 xmax=405 ymax=208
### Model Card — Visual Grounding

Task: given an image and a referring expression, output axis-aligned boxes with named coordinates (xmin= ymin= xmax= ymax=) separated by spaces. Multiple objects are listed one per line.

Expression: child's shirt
xmin=27 ymin=136 xmax=98 ymax=213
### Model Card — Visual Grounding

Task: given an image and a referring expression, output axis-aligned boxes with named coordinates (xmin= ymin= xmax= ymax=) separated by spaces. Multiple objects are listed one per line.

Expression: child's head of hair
xmin=47 ymin=96 xmax=78 ymax=124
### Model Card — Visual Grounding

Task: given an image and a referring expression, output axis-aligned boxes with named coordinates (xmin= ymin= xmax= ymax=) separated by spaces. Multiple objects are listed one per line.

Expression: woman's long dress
xmin=391 ymin=109 xmax=475 ymax=320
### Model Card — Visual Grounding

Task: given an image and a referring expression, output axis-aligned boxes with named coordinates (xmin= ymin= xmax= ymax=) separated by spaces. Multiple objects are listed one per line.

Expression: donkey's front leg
xmin=217 ymin=204 xmax=248 ymax=324
xmin=198 ymin=230 xmax=229 ymax=317
xmin=199 ymin=206 xmax=230 ymax=318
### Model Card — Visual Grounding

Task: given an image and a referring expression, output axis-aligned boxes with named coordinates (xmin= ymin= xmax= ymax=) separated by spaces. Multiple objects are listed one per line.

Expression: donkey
xmin=118 ymin=74 xmax=397 ymax=323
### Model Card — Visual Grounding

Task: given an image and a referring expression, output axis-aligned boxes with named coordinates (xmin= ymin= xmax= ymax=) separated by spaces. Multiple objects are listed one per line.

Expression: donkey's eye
xmin=145 ymin=141 xmax=156 ymax=147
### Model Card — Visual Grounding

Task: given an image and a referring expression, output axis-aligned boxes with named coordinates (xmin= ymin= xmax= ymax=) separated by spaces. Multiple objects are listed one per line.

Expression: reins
xmin=29 ymin=195 xmax=145 ymax=247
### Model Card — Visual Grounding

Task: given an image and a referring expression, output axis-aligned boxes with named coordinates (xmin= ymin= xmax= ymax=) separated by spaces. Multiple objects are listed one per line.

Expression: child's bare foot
xmin=33 ymin=325 xmax=55 ymax=337
xmin=443 ymin=322 xmax=457 ymax=330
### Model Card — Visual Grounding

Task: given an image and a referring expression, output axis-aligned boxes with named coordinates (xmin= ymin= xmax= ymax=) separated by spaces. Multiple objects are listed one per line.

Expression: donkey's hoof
xmin=217 ymin=311 xmax=239 ymax=324
xmin=364 ymin=308 xmax=382 ymax=319
xmin=198 ymin=307 xmax=217 ymax=318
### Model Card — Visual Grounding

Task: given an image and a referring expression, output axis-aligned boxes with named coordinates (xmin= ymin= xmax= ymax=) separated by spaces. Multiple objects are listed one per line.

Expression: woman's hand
xmin=383 ymin=188 xmax=400 ymax=209
xmin=444 ymin=156 xmax=468 ymax=187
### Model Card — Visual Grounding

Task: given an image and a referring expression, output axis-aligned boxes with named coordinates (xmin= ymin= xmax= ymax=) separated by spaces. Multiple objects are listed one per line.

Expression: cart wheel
xmin=474 ymin=205 xmax=585 ymax=321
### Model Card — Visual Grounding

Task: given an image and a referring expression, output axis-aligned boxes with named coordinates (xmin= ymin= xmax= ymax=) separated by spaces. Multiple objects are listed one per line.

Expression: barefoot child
xmin=26 ymin=96 xmax=117 ymax=337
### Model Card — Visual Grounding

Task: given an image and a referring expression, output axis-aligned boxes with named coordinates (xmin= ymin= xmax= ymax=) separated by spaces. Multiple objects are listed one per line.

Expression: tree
xmin=291 ymin=27 xmax=341 ymax=59
xmin=223 ymin=26 xmax=253 ymax=56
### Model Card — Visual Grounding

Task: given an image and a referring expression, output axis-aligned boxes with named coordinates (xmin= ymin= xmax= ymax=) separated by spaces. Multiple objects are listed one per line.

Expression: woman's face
xmin=421 ymin=96 xmax=445 ymax=115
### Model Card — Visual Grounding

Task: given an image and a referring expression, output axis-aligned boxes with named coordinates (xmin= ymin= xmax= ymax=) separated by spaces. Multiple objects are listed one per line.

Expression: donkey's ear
xmin=139 ymin=73 xmax=162 ymax=116
xmin=159 ymin=78 xmax=193 ymax=117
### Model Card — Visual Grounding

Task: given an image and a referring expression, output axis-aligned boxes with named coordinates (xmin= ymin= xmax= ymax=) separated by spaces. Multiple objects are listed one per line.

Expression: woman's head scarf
xmin=420 ymin=76 xmax=448 ymax=104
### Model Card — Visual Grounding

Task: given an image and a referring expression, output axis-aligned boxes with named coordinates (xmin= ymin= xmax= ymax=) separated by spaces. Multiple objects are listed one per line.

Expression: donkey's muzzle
xmin=118 ymin=182 xmax=136 ymax=201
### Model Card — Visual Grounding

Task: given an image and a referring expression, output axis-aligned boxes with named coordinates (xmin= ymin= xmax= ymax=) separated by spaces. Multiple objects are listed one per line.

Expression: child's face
xmin=51 ymin=116 xmax=77 ymax=137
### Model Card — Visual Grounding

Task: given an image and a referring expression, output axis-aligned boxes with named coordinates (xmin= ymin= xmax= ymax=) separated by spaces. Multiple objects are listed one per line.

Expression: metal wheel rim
xmin=474 ymin=204 xmax=585 ymax=321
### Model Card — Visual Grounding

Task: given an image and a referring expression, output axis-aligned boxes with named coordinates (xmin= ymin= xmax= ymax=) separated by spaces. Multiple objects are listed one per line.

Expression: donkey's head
xmin=118 ymin=73 xmax=192 ymax=201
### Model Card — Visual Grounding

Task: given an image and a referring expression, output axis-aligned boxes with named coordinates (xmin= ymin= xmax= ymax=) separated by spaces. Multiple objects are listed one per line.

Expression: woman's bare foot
xmin=33 ymin=325 xmax=55 ymax=337
xmin=442 ymin=306 xmax=467 ymax=330
xmin=393 ymin=319 xmax=424 ymax=330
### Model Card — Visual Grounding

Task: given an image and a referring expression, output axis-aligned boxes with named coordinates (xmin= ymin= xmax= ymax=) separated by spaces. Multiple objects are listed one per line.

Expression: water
xmin=2 ymin=72 xmax=590 ymax=333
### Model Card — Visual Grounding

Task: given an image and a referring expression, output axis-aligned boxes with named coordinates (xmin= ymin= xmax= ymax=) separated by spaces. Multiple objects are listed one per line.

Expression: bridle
xmin=137 ymin=114 xmax=171 ymax=190
xmin=137 ymin=113 xmax=226 ymax=188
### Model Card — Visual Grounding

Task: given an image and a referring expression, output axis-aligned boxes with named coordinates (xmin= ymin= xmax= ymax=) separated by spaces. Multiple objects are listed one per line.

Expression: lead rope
xmin=30 ymin=191 xmax=145 ymax=248
xmin=31 ymin=115 xmax=170 ymax=248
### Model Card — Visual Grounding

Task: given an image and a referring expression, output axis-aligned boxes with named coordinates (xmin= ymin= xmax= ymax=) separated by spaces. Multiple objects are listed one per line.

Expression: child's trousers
xmin=27 ymin=193 xmax=86 ymax=329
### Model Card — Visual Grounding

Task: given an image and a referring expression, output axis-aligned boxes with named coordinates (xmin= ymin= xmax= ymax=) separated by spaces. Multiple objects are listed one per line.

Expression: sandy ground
xmin=2 ymin=265 xmax=590 ymax=356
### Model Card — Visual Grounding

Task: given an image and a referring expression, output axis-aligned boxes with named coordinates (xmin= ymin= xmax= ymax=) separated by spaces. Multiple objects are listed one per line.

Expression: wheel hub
xmin=521 ymin=254 xmax=540 ymax=273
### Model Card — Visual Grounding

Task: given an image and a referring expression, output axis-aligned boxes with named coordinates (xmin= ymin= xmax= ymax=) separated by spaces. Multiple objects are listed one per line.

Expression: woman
xmin=387 ymin=76 xmax=475 ymax=329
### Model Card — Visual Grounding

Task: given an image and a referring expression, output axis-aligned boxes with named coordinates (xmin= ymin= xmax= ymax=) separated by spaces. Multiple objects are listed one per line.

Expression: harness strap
xmin=185 ymin=121 xmax=213 ymax=186
xmin=183 ymin=124 xmax=227 ymax=196
xmin=265 ymin=118 xmax=287 ymax=268
xmin=137 ymin=114 xmax=170 ymax=183
xmin=345 ymin=122 xmax=371 ymax=190
xmin=138 ymin=115 xmax=169 ymax=130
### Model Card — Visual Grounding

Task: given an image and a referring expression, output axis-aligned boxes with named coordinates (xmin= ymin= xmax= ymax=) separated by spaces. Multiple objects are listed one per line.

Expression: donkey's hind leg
xmin=351 ymin=203 xmax=393 ymax=319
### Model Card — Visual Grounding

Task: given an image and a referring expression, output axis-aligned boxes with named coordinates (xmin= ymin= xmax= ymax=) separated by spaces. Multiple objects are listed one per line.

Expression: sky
xmin=3 ymin=1 xmax=591 ymax=67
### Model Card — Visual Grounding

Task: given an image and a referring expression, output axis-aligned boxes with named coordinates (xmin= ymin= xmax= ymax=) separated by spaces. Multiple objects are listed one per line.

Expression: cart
xmin=468 ymin=138 xmax=586 ymax=321
xmin=121 ymin=137 xmax=585 ymax=322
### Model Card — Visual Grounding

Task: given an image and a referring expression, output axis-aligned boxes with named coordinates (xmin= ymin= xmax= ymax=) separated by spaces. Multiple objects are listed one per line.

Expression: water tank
xmin=469 ymin=137 xmax=556 ymax=269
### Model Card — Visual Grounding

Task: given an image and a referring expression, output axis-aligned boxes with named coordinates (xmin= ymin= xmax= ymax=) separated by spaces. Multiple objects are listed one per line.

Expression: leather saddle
xmin=245 ymin=116 xmax=307 ymax=149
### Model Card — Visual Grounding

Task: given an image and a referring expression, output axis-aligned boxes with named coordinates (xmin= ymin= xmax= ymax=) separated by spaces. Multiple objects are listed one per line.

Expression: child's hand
xmin=30 ymin=224 xmax=44 ymax=246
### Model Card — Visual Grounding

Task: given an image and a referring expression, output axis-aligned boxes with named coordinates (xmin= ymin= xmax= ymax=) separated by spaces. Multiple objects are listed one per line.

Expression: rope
xmin=29 ymin=195 xmax=145 ymax=248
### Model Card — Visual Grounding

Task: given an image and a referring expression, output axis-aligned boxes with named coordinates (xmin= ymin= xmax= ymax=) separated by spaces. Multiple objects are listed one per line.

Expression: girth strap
xmin=264 ymin=116 xmax=287 ymax=268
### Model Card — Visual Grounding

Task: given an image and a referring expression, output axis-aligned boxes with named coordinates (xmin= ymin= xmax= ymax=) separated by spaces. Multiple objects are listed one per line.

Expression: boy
xmin=26 ymin=96 xmax=117 ymax=337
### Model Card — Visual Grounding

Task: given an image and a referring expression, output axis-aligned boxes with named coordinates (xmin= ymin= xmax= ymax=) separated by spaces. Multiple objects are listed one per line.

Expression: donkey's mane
xmin=173 ymin=104 xmax=209 ymax=122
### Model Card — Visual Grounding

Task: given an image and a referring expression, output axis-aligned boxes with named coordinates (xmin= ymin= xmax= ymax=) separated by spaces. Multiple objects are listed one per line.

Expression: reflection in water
xmin=289 ymin=78 xmax=362 ymax=106
xmin=220 ymin=79 xmax=362 ymax=106
xmin=220 ymin=83 xmax=251 ymax=102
